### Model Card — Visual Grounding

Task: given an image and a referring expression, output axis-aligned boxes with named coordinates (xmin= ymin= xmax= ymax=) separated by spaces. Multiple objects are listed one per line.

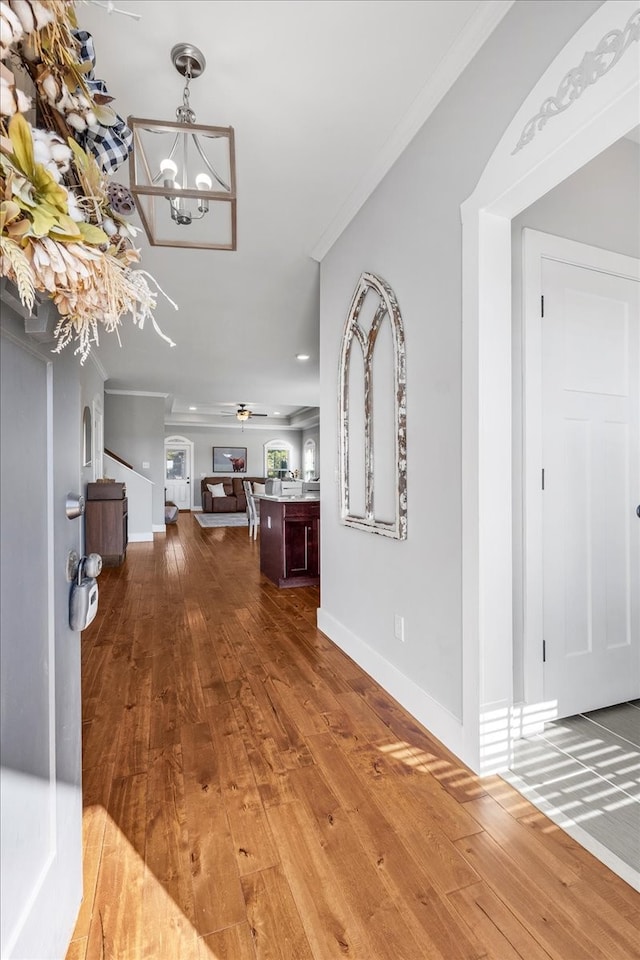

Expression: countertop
xmin=256 ymin=494 xmax=320 ymax=502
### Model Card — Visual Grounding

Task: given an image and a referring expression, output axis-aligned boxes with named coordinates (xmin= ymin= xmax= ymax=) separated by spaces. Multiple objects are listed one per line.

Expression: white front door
xmin=542 ymin=257 xmax=640 ymax=717
xmin=165 ymin=441 xmax=191 ymax=510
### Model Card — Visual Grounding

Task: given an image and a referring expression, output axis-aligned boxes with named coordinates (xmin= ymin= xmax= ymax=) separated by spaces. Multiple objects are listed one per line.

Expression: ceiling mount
xmin=171 ymin=43 xmax=206 ymax=79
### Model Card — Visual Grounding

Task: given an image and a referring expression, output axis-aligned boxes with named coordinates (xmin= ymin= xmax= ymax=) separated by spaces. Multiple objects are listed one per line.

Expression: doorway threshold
xmin=505 ymin=701 xmax=640 ymax=892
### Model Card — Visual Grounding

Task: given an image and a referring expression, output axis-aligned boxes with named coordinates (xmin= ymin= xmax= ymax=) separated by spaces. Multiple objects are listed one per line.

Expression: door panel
xmin=0 ymin=332 xmax=82 ymax=959
xmin=542 ymin=259 xmax=639 ymax=717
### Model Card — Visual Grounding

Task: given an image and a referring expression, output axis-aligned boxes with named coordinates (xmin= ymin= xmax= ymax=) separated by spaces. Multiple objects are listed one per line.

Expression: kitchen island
xmin=258 ymin=495 xmax=320 ymax=588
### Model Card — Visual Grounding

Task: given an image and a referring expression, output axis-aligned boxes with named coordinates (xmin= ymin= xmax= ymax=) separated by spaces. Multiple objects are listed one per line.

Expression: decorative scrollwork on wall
xmin=339 ymin=272 xmax=407 ymax=539
xmin=512 ymin=8 xmax=640 ymax=155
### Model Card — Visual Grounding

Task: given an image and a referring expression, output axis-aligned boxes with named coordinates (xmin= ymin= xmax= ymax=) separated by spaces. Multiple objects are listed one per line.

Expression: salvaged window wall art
xmin=339 ymin=272 xmax=407 ymax=539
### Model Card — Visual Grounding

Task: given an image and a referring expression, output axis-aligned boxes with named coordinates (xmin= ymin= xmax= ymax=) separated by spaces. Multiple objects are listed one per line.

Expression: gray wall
xmin=105 ymin=393 xmax=165 ymax=526
xmin=165 ymin=425 xmax=303 ymax=508
xmin=511 ymin=134 xmax=640 ymax=701
xmin=318 ymin=1 xmax=602 ymax=725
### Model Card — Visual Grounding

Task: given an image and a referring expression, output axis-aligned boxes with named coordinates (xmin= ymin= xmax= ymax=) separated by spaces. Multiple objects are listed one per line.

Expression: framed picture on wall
xmin=213 ymin=446 xmax=247 ymax=473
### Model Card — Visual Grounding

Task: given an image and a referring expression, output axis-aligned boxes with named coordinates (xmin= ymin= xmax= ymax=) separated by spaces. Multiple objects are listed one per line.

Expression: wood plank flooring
xmin=66 ymin=517 xmax=640 ymax=959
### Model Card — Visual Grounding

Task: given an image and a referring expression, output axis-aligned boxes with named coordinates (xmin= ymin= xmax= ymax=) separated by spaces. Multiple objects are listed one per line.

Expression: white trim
xmin=105 ymin=389 xmax=169 ymax=398
xmin=317 ymin=609 xmax=464 ymax=756
xmin=92 ymin=393 xmax=103 ymax=483
xmin=88 ymin=349 xmax=107 ymax=381
xmin=460 ymin=0 xmax=639 ymax=774
xmin=103 ymin=452 xmax=153 ymax=483
xmin=45 ymin=360 xmax=57 ymax=862
xmin=521 ymin=230 xmax=640 ymax=709
xmin=128 ymin=532 xmax=154 ymax=542
xmin=152 ymin=524 xmax=166 ymax=533
xmin=303 ymin=437 xmax=317 ymax=480
xmin=310 ymin=0 xmax=515 ymax=261
xmin=264 ymin=437 xmax=295 ymax=477
xmin=165 ymin=418 xmax=305 ymax=432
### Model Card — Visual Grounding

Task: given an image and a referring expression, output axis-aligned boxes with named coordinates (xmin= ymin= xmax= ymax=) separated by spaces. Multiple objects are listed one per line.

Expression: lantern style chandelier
xmin=128 ymin=43 xmax=237 ymax=250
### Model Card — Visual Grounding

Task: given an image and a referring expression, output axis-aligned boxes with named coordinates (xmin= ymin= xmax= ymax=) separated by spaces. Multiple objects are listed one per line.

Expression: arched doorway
xmin=460 ymin=1 xmax=639 ymax=772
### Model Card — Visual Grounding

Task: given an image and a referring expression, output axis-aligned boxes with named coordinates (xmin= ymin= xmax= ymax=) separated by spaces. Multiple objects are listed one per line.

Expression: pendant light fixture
xmin=128 ymin=43 xmax=236 ymax=250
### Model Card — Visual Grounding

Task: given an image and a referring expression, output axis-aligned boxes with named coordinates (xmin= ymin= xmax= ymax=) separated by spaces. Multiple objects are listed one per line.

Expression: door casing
xmin=164 ymin=435 xmax=194 ymax=511
xmin=459 ymin=0 xmax=638 ymax=772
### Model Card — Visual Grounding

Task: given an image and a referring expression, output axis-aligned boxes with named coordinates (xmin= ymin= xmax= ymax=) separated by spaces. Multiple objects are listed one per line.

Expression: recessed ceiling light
xmin=189 ymin=405 xmax=197 ymax=411
xmin=296 ymin=353 xmax=310 ymax=361
xmin=273 ymin=411 xmax=280 ymax=415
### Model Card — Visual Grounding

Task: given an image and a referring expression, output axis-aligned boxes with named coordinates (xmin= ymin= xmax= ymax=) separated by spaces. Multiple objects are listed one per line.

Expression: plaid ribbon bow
xmin=72 ymin=29 xmax=133 ymax=175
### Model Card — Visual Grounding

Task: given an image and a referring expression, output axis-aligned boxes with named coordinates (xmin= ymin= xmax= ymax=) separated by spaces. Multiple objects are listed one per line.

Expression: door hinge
xmin=541 ymin=294 xmax=544 ymax=318
xmin=541 ymin=468 xmax=545 ymax=490
xmin=542 ymin=639 xmax=546 ymax=662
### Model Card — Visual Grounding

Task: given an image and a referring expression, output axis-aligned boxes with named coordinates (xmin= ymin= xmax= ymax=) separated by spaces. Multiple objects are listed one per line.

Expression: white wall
xmin=103 ymin=454 xmax=154 ymax=541
xmin=511 ymin=135 xmax=640 ymax=701
xmin=318 ymin=1 xmax=602 ymax=748
xmin=165 ymin=425 xmax=303 ymax=508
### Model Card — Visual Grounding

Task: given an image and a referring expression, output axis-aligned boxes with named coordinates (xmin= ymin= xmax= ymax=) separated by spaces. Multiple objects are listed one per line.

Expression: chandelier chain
xmin=177 ymin=67 xmax=196 ymax=124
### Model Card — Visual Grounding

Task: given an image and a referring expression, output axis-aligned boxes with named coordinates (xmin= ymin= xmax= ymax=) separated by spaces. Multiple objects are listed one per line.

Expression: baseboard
xmin=152 ymin=524 xmax=166 ymax=533
xmin=317 ymin=607 xmax=466 ymax=763
xmin=128 ymin=532 xmax=153 ymax=542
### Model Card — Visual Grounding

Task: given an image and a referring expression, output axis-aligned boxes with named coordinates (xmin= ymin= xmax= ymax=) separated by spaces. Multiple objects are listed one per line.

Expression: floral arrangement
xmin=0 ymin=0 xmax=176 ymax=360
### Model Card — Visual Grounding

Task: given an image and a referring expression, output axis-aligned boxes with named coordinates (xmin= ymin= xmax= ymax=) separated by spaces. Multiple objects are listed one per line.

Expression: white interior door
xmin=165 ymin=441 xmax=191 ymax=510
xmin=542 ymin=258 xmax=639 ymax=717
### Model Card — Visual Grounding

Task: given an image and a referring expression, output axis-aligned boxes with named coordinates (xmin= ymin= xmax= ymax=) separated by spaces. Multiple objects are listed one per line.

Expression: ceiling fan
xmin=222 ymin=403 xmax=269 ymax=422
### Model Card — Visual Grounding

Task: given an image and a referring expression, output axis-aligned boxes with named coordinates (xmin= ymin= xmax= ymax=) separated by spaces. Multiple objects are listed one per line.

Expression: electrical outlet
xmin=394 ymin=613 xmax=405 ymax=642
xmin=142 ymin=461 xmax=150 ymax=469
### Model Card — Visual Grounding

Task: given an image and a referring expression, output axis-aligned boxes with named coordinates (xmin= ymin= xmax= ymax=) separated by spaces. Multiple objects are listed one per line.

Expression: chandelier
xmin=128 ymin=43 xmax=237 ymax=250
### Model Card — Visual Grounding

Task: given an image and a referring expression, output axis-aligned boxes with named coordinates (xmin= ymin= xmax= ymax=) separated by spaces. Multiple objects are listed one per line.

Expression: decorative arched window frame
xmin=303 ymin=438 xmax=317 ymax=480
xmin=339 ymin=271 xmax=407 ymax=539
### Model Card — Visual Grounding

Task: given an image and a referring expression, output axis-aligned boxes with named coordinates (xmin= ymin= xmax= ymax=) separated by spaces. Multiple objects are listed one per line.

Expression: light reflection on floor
xmin=506 ymin=701 xmax=640 ymax=892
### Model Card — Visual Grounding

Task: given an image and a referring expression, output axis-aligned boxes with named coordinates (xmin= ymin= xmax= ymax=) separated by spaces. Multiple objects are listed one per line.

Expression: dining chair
xmin=243 ymin=480 xmax=259 ymax=540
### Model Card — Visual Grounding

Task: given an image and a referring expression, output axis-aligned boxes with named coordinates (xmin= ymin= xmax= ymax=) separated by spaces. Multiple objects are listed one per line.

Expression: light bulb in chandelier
xmin=196 ymin=172 xmax=212 ymax=214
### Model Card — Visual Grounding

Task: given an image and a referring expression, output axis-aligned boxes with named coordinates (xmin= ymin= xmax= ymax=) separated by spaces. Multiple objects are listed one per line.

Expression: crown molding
xmin=164 ymin=416 xmax=304 ymax=432
xmin=89 ymin=350 xmax=108 ymax=381
xmin=310 ymin=0 xmax=515 ymax=262
xmin=105 ymin=389 xmax=169 ymax=398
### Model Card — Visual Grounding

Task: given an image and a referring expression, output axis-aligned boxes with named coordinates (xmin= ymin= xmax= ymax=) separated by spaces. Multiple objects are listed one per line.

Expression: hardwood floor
xmin=66 ymin=518 xmax=640 ymax=960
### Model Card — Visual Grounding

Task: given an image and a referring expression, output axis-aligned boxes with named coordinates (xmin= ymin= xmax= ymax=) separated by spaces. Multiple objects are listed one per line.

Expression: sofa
xmin=201 ymin=476 xmax=266 ymax=513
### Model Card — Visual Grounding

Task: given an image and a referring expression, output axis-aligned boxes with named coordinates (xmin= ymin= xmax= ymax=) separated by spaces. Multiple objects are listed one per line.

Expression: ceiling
xmin=77 ymin=0 xmax=512 ymax=428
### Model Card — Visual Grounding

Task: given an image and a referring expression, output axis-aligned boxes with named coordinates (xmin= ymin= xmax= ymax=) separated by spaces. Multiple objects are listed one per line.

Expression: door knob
xmin=636 ymin=504 xmax=640 ymax=518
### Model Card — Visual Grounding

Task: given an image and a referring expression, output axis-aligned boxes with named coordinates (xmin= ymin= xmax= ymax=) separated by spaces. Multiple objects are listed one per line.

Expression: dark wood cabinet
xmin=85 ymin=496 xmax=128 ymax=566
xmin=259 ymin=498 xmax=319 ymax=588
